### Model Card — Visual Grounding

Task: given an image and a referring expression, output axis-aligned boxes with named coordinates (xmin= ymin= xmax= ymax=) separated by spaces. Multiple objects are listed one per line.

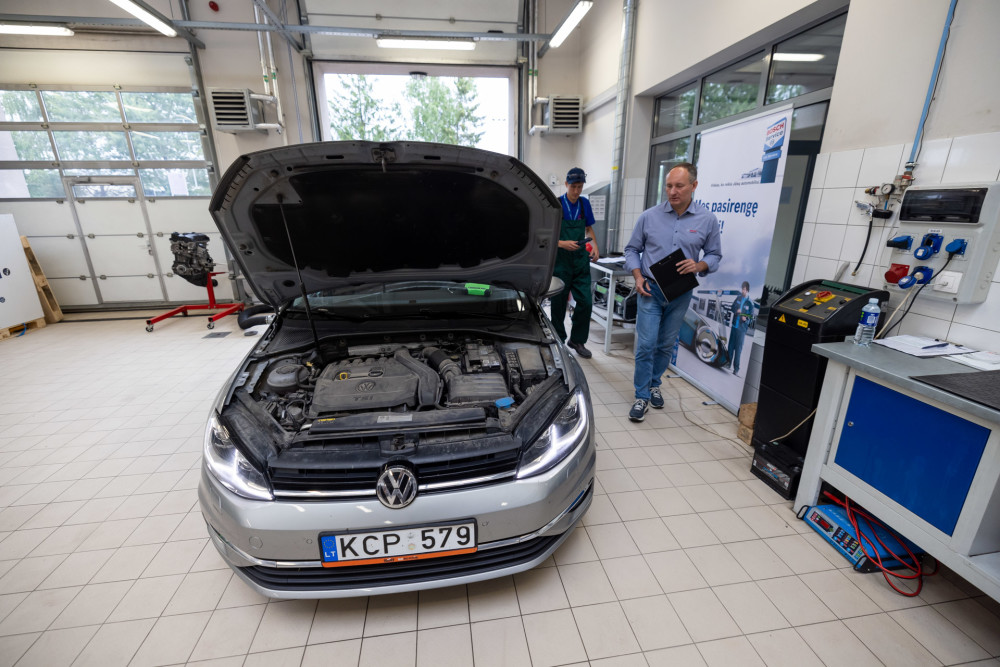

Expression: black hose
xmin=238 ymin=303 xmax=274 ymax=329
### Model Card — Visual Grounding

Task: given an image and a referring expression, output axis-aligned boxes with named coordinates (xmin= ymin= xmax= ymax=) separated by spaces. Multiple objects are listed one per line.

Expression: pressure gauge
xmin=879 ymin=183 xmax=895 ymax=196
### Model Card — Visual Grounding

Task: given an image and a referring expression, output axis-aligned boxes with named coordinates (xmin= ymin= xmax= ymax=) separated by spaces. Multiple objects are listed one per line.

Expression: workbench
xmin=588 ymin=260 xmax=635 ymax=354
xmin=795 ymin=341 xmax=1000 ymax=601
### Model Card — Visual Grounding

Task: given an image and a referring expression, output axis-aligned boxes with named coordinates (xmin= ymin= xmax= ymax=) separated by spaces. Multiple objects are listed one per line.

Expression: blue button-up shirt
xmin=624 ymin=199 xmax=722 ymax=279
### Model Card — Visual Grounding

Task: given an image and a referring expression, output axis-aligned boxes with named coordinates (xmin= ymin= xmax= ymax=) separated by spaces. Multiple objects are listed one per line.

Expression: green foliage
xmin=327 ymin=74 xmax=485 ymax=147
xmin=406 ymin=76 xmax=484 ymax=146
xmin=327 ymin=75 xmax=403 ymax=142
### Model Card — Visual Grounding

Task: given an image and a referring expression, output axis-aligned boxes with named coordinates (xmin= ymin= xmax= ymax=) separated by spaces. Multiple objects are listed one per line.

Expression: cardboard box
xmin=738 ymin=402 xmax=757 ymax=428
xmin=737 ymin=423 xmax=753 ymax=446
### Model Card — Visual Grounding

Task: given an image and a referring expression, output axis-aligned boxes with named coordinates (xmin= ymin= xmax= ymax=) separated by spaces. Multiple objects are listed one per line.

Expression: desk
xmin=796 ymin=342 xmax=1000 ymax=602
xmin=588 ymin=261 xmax=634 ymax=354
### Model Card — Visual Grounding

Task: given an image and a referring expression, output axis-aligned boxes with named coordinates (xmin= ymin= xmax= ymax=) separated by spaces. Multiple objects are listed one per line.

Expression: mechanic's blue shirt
xmin=730 ymin=294 xmax=754 ymax=332
xmin=559 ymin=194 xmax=596 ymax=226
xmin=624 ymin=200 xmax=722 ymax=278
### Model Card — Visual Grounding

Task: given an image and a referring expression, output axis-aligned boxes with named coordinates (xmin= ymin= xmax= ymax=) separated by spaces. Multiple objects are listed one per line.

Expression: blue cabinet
xmin=834 ymin=377 xmax=991 ymax=535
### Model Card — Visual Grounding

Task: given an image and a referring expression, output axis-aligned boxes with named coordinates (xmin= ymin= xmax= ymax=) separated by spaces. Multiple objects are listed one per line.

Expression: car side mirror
xmin=543 ymin=276 xmax=565 ymax=299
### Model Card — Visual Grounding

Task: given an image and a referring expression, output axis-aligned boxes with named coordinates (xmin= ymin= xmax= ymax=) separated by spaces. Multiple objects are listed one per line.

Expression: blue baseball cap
xmin=566 ymin=168 xmax=586 ymax=184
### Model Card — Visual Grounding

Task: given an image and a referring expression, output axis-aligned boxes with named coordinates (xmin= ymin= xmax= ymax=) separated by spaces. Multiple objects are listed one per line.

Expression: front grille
xmin=269 ymin=440 xmax=521 ymax=498
xmin=240 ymin=534 xmax=560 ymax=592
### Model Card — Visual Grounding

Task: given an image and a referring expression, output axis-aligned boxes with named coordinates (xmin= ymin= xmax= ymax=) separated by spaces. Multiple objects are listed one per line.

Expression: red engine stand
xmin=145 ymin=272 xmax=245 ymax=332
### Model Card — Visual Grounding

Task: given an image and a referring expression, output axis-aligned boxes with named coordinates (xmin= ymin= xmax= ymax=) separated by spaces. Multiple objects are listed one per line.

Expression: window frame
xmin=0 ymin=84 xmax=213 ymax=200
xmin=644 ymin=11 xmax=847 ymax=318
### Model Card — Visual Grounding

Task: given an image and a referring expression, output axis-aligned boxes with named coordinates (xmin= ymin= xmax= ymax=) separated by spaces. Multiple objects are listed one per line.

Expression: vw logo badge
xmin=376 ymin=465 xmax=418 ymax=509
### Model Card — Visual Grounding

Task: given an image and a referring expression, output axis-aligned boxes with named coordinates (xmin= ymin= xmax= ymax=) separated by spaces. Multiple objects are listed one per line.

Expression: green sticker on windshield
xmin=465 ymin=283 xmax=491 ymax=296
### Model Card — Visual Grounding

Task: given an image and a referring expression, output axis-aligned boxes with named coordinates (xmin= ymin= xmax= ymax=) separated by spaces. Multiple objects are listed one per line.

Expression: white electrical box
xmin=0 ymin=214 xmax=44 ymax=330
xmin=881 ymin=183 xmax=1000 ymax=304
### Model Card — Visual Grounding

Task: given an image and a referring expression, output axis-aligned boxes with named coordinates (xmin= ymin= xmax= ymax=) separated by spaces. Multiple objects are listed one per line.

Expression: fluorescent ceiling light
xmin=773 ymin=53 xmax=824 ymax=62
xmin=0 ymin=23 xmax=74 ymax=36
xmin=549 ymin=0 xmax=594 ymax=49
xmin=376 ymin=37 xmax=475 ymax=51
xmin=107 ymin=0 xmax=178 ymax=37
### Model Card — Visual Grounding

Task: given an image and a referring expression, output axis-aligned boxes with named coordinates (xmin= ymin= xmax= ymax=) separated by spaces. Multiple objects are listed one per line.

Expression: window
xmin=699 ymin=52 xmax=765 ymax=124
xmin=653 ymin=83 xmax=697 ymax=136
xmin=314 ymin=62 xmax=517 ymax=156
xmin=767 ymin=15 xmax=847 ymax=104
xmin=0 ymin=87 xmax=211 ymax=199
xmin=644 ymin=12 xmax=846 ymax=300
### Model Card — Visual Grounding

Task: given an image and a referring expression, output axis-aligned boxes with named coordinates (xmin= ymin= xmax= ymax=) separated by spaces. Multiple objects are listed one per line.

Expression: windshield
xmin=287 ymin=281 xmax=527 ymax=319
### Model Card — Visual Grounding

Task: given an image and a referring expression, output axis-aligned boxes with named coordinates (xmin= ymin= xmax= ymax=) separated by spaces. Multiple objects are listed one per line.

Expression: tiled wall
xmin=793 ymin=131 xmax=1000 ymax=351
xmin=615 ymin=177 xmax=648 ymax=252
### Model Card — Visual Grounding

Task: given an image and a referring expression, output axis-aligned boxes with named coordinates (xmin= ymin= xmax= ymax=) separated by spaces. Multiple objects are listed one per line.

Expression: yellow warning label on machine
xmin=797 ymin=319 xmax=809 ymax=328
xmin=778 ymin=314 xmax=786 ymax=323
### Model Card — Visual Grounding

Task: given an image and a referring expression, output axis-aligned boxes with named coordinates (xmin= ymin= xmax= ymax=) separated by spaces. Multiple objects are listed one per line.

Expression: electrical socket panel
xmin=881 ymin=182 xmax=1000 ymax=304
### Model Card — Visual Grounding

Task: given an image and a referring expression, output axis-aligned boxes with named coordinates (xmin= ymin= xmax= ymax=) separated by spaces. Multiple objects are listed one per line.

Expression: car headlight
xmin=517 ymin=388 xmax=590 ymax=479
xmin=204 ymin=413 xmax=273 ymax=500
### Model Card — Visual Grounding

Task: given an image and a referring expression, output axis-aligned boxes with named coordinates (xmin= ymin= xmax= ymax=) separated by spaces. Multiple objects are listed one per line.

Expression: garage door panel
xmin=85 ymin=236 xmax=158 ymax=277
xmin=98 ymin=275 xmax=163 ymax=302
xmin=76 ymin=200 xmax=147 ymax=236
xmin=146 ymin=198 xmax=215 ymax=235
xmin=25 ymin=236 xmax=90 ymax=278
xmin=48 ymin=277 xmax=98 ymax=307
xmin=0 ymin=202 xmax=76 ymax=236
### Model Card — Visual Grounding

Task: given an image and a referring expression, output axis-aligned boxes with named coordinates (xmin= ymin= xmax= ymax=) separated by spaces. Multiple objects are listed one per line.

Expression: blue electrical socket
xmin=914 ymin=233 xmax=943 ymax=260
xmin=946 ymin=238 xmax=967 ymax=255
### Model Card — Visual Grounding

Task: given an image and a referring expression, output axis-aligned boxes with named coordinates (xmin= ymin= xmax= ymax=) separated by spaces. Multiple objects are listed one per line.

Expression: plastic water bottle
xmin=853 ymin=298 xmax=880 ymax=347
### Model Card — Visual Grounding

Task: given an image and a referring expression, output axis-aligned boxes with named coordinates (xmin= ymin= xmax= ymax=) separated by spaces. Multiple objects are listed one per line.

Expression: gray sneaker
xmin=649 ymin=386 xmax=664 ymax=409
xmin=628 ymin=399 xmax=649 ymax=422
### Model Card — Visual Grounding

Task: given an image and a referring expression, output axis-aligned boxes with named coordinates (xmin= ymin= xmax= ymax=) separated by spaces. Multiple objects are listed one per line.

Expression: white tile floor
xmin=1 ymin=313 xmax=999 ymax=666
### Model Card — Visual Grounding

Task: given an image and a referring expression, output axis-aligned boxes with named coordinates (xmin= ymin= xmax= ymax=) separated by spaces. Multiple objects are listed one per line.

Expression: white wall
xmin=792 ymin=0 xmax=1000 ymax=349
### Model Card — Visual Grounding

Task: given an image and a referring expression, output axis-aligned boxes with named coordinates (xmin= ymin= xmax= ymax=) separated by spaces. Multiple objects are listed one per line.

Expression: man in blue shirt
xmin=728 ymin=281 xmax=754 ymax=375
xmin=624 ymin=163 xmax=722 ymax=421
xmin=551 ymin=167 xmax=600 ymax=358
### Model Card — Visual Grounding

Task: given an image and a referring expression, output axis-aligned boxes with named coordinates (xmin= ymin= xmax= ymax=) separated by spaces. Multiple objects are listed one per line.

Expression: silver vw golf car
xmin=198 ymin=141 xmax=596 ymax=598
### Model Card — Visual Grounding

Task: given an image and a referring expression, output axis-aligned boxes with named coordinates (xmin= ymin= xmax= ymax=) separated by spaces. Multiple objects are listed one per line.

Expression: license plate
xmin=319 ymin=521 xmax=477 ymax=567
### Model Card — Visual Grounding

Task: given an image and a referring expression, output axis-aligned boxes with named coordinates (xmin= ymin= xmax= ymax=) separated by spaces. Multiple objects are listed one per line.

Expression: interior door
xmin=65 ymin=176 xmax=167 ymax=304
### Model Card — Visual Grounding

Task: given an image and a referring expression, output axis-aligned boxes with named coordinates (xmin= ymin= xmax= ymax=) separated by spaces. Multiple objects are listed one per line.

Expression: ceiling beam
xmin=0 ymin=14 xmax=549 ymax=42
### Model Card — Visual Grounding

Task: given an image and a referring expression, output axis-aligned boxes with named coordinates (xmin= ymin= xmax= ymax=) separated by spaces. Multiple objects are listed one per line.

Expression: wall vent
xmin=543 ymin=95 xmax=583 ymax=134
xmin=209 ymin=89 xmax=265 ymax=133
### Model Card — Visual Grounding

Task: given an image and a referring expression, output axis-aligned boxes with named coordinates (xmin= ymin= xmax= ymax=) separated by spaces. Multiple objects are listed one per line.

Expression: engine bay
xmin=238 ymin=338 xmax=558 ymax=433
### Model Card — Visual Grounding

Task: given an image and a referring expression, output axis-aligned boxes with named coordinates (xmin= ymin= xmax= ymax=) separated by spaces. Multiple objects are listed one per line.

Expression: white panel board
xmin=76 ymin=200 xmax=147 ymax=236
xmin=0 ymin=202 xmax=76 ymax=236
xmin=48 ymin=277 xmax=98 ymax=307
xmin=99 ymin=275 xmax=164 ymax=302
xmin=145 ymin=199 xmax=216 ymax=235
xmin=0 ymin=214 xmax=44 ymax=328
xmin=84 ymin=236 xmax=158 ymax=277
xmin=25 ymin=236 xmax=90 ymax=278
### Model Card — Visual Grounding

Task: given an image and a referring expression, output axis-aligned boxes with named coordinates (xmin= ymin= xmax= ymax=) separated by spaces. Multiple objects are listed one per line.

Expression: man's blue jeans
xmin=633 ymin=283 xmax=693 ymax=400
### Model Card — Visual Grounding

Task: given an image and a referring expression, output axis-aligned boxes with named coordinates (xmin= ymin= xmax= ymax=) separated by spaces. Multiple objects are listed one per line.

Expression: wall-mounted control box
xmin=882 ymin=183 xmax=1000 ymax=304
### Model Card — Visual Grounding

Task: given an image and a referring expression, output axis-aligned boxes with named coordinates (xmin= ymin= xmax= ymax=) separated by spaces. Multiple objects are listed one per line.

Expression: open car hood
xmin=210 ymin=141 xmax=562 ymax=308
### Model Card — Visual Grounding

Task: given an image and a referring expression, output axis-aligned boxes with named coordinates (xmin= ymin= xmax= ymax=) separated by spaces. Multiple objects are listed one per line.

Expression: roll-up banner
xmin=672 ymin=106 xmax=792 ymax=414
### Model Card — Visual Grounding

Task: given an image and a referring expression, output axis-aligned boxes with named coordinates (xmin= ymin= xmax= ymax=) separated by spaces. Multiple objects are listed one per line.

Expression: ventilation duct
xmin=209 ymin=88 xmax=277 ymax=133
xmin=542 ymin=95 xmax=583 ymax=134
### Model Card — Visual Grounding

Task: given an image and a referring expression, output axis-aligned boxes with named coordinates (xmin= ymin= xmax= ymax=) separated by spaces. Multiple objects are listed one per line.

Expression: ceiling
xmin=300 ymin=0 xmax=527 ymax=64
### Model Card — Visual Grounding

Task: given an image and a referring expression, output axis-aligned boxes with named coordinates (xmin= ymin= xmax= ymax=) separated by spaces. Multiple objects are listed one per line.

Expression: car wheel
xmin=694 ymin=325 xmax=723 ymax=365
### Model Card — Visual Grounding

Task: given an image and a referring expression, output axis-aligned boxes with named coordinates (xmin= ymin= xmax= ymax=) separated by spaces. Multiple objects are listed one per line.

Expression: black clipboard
xmin=648 ymin=248 xmax=699 ymax=301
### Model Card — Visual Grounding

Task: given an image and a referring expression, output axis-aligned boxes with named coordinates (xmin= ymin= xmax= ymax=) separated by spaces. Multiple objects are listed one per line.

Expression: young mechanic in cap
xmin=551 ymin=167 xmax=600 ymax=358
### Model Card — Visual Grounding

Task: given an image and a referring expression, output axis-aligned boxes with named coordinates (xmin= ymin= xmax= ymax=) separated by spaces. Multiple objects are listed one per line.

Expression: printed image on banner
xmin=671 ymin=106 xmax=791 ymax=413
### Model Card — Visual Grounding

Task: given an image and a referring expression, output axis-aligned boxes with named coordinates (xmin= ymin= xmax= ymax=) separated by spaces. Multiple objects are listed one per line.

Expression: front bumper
xmin=198 ymin=437 xmax=595 ymax=598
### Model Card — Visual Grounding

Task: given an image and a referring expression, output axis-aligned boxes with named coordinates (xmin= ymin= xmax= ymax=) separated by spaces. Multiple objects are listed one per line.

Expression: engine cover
xmin=308 ymin=358 xmax=419 ymax=416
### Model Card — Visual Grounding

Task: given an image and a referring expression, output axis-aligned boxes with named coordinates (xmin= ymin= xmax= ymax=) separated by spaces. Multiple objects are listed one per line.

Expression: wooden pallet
xmin=20 ymin=236 xmax=64 ymax=324
xmin=0 ymin=317 xmax=46 ymax=341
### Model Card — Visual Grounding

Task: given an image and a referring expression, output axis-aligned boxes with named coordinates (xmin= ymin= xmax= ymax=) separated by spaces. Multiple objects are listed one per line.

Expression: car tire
xmin=694 ymin=325 xmax=724 ymax=366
